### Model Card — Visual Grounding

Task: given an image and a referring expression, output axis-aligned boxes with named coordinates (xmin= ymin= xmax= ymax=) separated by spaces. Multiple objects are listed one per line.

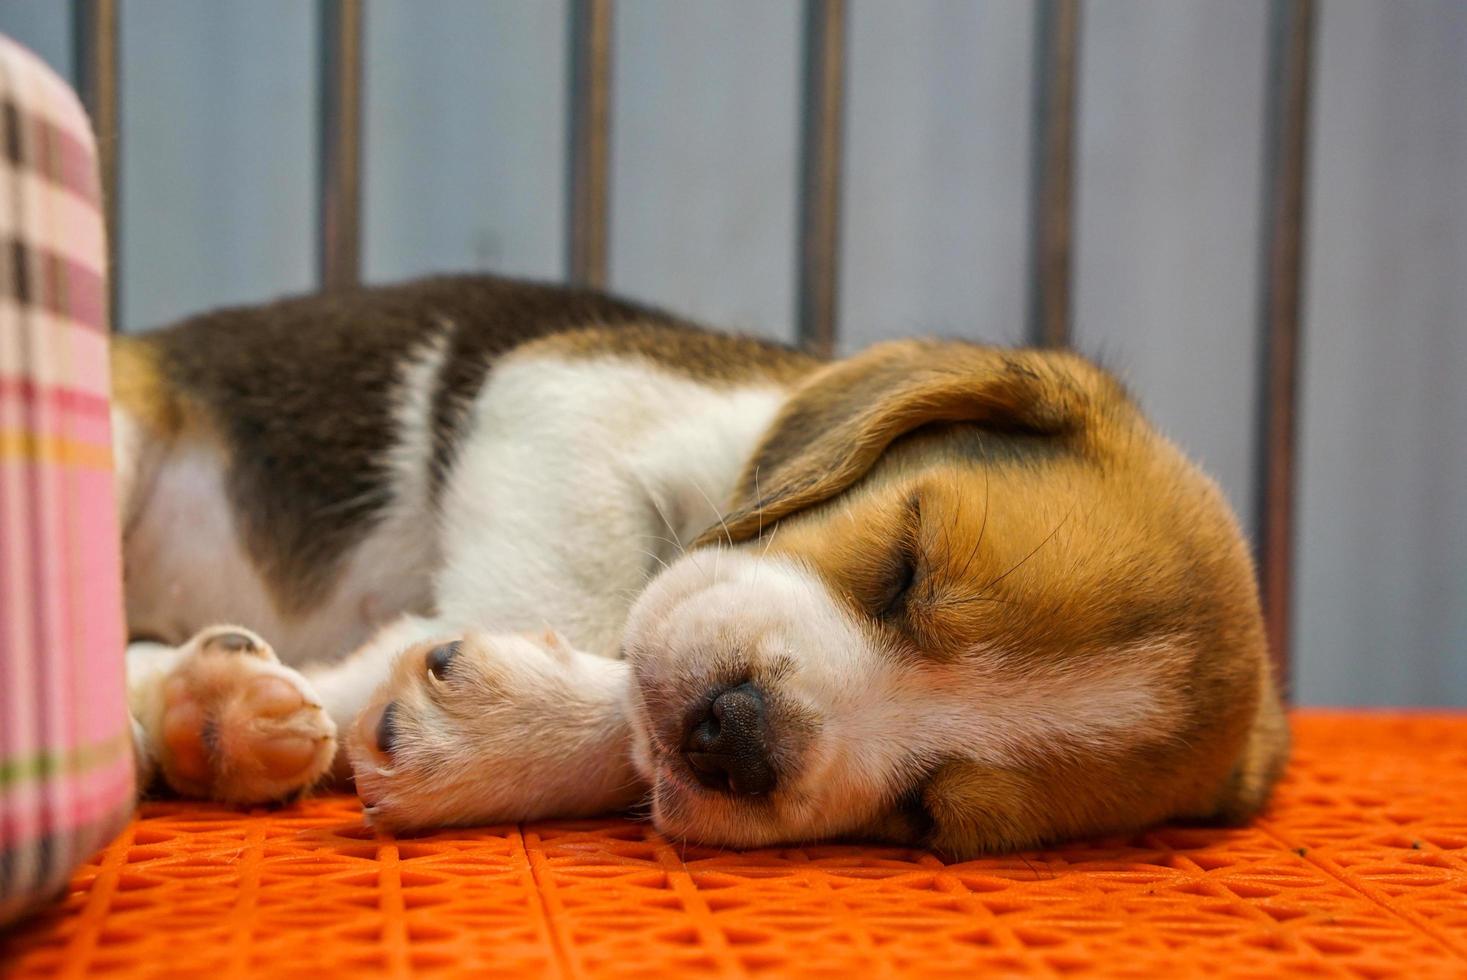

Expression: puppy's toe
xmin=347 ymin=636 xmax=496 ymax=830
xmin=198 ymin=629 xmax=270 ymax=658
xmin=424 ymin=641 xmax=461 ymax=681
xmin=356 ymin=700 xmax=400 ymax=761
xmin=157 ymin=627 xmax=337 ymax=803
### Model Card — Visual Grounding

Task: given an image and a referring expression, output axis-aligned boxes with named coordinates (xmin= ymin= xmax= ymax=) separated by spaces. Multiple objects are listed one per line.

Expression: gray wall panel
xmin=0 ymin=1 xmax=71 ymax=81
xmin=1071 ymin=0 xmax=1269 ymax=537
xmin=363 ymin=0 xmax=568 ymax=285
xmin=609 ymin=0 xmax=801 ymax=342
xmin=1295 ymin=0 xmax=1467 ymax=705
xmin=840 ymin=0 xmax=1033 ymax=353
xmin=117 ymin=0 xmax=317 ymax=331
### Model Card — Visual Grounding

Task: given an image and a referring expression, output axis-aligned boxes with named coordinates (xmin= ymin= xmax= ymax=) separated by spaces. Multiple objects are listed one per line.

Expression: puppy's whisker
xmin=605 ymin=771 xmax=651 ymax=803
xmin=975 ymin=506 xmax=1073 ymax=600
xmin=312 ymin=487 xmax=389 ymax=518
xmin=940 ymin=593 xmax=1012 ymax=609
xmin=759 ymin=522 xmax=781 ymax=562
xmin=634 ymin=470 xmax=705 ymax=576
xmin=751 ymin=466 xmax=765 ymax=586
xmin=639 ymin=549 xmax=672 ymax=574
xmin=690 ymin=476 xmax=734 ymax=548
xmin=957 ymin=464 xmax=991 ymax=581
xmin=754 ymin=465 xmax=763 ymax=541
xmin=637 ymin=533 xmax=689 ymax=573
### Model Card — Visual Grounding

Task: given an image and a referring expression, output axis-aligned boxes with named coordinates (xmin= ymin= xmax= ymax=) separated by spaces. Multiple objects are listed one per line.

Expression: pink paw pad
xmin=155 ymin=629 xmax=337 ymax=803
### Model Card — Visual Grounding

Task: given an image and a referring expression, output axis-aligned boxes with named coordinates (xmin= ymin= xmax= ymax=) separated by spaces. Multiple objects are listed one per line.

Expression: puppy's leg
xmin=128 ymin=626 xmax=336 ymax=803
xmin=343 ymin=630 xmax=645 ymax=832
xmin=299 ymin=614 xmax=450 ymax=734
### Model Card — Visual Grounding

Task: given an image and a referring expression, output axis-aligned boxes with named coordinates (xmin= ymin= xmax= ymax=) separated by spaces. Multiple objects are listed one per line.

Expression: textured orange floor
xmin=3 ymin=712 xmax=1465 ymax=979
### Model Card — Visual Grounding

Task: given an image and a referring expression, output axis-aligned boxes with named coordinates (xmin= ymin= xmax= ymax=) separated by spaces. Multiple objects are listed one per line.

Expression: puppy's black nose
xmin=682 ymin=682 xmax=776 ymax=796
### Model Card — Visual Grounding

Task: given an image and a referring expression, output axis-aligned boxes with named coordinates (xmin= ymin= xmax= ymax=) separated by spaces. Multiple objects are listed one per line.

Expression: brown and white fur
xmin=114 ymin=274 xmax=1287 ymax=857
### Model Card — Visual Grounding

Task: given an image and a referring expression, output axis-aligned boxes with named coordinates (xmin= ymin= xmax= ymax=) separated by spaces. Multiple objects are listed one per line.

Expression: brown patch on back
xmin=517 ymin=323 xmax=818 ymax=387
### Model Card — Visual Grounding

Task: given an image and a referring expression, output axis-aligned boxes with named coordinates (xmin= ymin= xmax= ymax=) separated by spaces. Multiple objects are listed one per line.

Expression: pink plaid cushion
xmin=0 ymin=34 xmax=132 ymax=926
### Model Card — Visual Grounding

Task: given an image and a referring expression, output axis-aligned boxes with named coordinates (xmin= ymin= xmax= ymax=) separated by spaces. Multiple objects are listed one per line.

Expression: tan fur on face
xmin=702 ymin=339 xmax=1287 ymax=858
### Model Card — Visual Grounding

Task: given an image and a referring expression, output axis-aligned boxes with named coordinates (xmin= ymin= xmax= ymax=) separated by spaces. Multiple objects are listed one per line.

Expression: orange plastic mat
xmin=4 ymin=711 xmax=1465 ymax=978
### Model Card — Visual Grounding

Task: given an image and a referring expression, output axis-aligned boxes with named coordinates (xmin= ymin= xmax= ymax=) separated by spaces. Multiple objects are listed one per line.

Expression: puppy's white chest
xmin=430 ymin=354 xmax=787 ymax=652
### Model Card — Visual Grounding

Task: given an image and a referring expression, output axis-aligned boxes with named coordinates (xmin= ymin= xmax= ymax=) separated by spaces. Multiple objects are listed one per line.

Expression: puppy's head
xmin=623 ymin=340 xmax=1287 ymax=857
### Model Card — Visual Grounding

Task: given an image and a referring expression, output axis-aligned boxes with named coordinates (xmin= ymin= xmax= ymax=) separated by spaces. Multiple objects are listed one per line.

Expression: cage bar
xmin=1255 ymin=0 xmax=1316 ymax=689
xmin=318 ymin=0 xmax=363 ymax=290
xmin=72 ymin=0 xmax=119 ymax=329
xmin=1027 ymin=0 xmax=1080 ymax=349
xmin=796 ymin=0 xmax=847 ymax=357
xmin=567 ymin=0 xmax=613 ymax=288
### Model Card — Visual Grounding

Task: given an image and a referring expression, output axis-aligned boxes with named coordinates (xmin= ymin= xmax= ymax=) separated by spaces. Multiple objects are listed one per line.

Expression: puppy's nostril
xmin=375 ymin=702 xmax=399 ymax=756
xmin=681 ymin=682 xmax=776 ymax=796
xmin=426 ymin=641 xmax=460 ymax=680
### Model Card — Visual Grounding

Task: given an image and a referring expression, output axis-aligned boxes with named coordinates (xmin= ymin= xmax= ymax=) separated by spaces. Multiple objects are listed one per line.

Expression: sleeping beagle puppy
xmin=115 ymin=274 xmax=1287 ymax=857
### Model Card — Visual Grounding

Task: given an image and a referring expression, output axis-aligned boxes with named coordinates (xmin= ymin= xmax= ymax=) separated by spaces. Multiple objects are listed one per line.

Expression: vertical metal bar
xmin=72 ymin=0 xmax=120 ymax=330
xmin=796 ymin=0 xmax=847 ymax=357
xmin=318 ymin=0 xmax=363 ymax=290
xmin=1255 ymin=0 xmax=1316 ymax=690
xmin=1026 ymin=0 xmax=1080 ymax=349
xmin=567 ymin=0 xmax=613 ymax=288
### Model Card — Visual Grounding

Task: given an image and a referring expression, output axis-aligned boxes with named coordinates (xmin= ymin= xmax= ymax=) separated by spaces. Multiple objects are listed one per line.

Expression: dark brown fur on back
xmin=125 ymin=274 xmax=814 ymax=615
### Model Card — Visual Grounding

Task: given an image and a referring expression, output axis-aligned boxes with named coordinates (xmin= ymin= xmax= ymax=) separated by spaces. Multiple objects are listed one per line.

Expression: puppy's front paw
xmin=347 ymin=630 xmax=639 ymax=833
xmin=150 ymin=626 xmax=337 ymax=803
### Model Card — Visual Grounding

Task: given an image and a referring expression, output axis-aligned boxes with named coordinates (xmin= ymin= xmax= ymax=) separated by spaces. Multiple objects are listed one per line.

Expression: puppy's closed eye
xmin=873 ymin=495 xmax=923 ymax=622
xmin=877 ymin=546 xmax=918 ymax=620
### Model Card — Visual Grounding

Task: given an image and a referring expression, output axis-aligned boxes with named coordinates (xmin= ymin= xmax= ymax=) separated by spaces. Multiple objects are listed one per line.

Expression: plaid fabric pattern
xmin=0 ymin=35 xmax=132 ymax=927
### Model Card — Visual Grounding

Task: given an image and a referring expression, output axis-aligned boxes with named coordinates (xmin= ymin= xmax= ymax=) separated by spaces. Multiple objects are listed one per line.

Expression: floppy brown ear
xmin=697 ymin=340 xmax=1097 ymax=547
